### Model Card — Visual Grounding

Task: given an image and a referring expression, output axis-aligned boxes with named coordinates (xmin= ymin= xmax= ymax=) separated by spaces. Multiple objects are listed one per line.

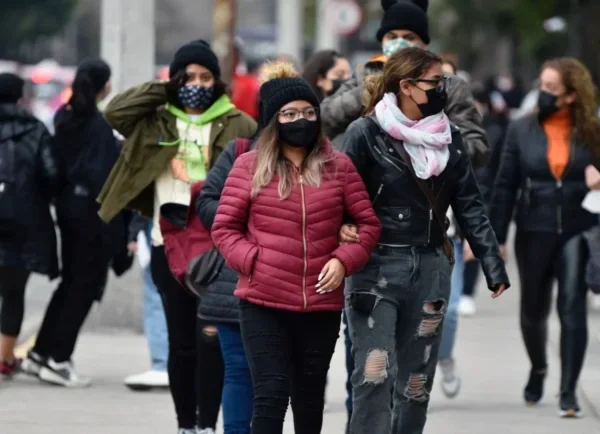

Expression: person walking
xmin=211 ymin=61 xmax=381 ymax=434
xmin=321 ymin=0 xmax=489 ymax=169
xmin=21 ymin=59 xmax=126 ymax=387
xmin=339 ymin=47 xmax=509 ymax=434
xmin=124 ymin=215 xmax=169 ymax=390
xmin=491 ymin=57 xmax=600 ymax=418
xmin=97 ymin=40 xmax=256 ymax=434
xmin=0 ymin=73 xmax=58 ymax=377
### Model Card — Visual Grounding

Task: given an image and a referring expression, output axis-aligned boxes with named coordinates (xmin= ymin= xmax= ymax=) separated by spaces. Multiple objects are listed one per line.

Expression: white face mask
xmin=382 ymin=38 xmax=415 ymax=58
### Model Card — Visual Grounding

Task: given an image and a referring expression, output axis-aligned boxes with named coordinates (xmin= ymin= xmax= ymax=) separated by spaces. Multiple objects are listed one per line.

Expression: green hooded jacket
xmin=97 ymin=80 xmax=256 ymax=222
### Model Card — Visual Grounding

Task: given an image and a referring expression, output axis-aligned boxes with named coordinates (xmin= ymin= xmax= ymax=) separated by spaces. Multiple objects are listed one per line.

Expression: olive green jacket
xmin=97 ymin=81 xmax=256 ymax=222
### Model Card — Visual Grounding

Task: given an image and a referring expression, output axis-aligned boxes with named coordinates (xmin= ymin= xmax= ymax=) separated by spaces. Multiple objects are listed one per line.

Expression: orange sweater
xmin=543 ymin=109 xmax=572 ymax=180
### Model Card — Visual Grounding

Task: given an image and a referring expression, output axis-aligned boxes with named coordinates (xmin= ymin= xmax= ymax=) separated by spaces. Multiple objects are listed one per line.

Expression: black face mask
xmin=278 ymin=118 xmax=320 ymax=149
xmin=329 ymin=79 xmax=345 ymax=96
xmin=537 ymin=90 xmax=560 ymax=120
xmin=415 ymin=88 xmax=448 ymax=118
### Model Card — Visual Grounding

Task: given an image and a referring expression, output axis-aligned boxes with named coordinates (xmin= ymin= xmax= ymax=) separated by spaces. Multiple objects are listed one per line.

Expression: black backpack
xmin=0 ymin=135 xmax=19 ymax=234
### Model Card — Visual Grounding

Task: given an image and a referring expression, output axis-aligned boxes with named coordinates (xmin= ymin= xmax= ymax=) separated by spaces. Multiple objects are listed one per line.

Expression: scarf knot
xmin=375 ymin=93 xmax=452 ymax=179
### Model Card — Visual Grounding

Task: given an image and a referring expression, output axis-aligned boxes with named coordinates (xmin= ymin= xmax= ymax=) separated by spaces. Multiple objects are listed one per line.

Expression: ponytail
xmin=363 ymin=74 xmax=386 ymax=114
xmin=68 ymin=72 xmax=97 ymax=116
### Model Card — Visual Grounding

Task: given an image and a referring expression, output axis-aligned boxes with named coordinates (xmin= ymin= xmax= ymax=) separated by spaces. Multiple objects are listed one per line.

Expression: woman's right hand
xmin=339 ymin=224 xmax=359 ymax=244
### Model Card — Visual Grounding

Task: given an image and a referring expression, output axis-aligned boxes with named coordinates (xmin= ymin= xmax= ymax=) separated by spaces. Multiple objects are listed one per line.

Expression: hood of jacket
xmin=0 ymin=104 xmax=40 ymax=141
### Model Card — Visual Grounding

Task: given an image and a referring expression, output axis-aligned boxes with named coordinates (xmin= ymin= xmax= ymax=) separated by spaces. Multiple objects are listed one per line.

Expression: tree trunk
xmin=212 ymin=0 xmax=237 ymax=85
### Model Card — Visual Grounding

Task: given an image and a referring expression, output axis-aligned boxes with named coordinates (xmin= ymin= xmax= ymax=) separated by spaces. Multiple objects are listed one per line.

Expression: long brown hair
xmin=363 ymin=47 xmax=442 ymax=114
xmin=251 ymin=62 xmax=329 ymax=200
xmin=542 ymin=57 xmax=600 ymax=153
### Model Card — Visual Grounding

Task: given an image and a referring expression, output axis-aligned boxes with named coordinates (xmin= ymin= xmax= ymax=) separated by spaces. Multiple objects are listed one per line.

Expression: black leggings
xmin=515 ymin=231 xmax=588 ymax=395
xmin=240 ymin=300 xmax=341 ymax=434
xmin=462 ymin=258 xmax=480 ymax=297
xmin=151 ymin=246 xmax=224 ymax=430
xmin=0 ymin=267 xmax=30 ymax=337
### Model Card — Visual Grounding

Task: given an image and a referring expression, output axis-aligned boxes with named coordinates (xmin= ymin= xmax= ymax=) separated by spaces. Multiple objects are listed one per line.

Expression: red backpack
xmin=160 ymin=138 xmax=251 ymax=295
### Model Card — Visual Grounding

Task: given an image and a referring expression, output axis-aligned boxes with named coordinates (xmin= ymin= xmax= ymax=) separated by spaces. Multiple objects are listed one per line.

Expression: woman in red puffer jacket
xmin=211 ymin=62 xmax=380 ymax=434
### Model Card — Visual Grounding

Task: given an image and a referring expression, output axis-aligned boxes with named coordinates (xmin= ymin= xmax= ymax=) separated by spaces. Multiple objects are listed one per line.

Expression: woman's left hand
xmin=491 ymin=283 xmax=508 ymax=299
xmin=317 ymin=258 xmax=346 ymax=293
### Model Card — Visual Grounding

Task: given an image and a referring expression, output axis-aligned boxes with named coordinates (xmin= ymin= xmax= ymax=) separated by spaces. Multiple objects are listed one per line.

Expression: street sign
xmin=328 ymin=0 xmax=363 ymax=37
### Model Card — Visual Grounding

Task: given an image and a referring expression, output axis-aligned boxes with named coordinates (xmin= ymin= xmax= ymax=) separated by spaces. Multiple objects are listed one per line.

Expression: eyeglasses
xmin=409 ymin=76 xmax=448 ymax=94
xmin=278 ymin=107 xmax=319 ymax=122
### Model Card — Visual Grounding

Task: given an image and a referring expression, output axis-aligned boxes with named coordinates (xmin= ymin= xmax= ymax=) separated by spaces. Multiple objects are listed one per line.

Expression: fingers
xmin=317 ymin=265 xmax=341 ymax=294
xmin=491 ymin=284 xmax=506 ymax=299
xmin=340 ymin=226 xmax=359 ymax=244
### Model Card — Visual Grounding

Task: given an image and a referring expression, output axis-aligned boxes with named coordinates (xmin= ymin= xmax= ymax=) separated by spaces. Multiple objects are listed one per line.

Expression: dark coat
xmin=0 ymin=104 xmax=59 ymax=277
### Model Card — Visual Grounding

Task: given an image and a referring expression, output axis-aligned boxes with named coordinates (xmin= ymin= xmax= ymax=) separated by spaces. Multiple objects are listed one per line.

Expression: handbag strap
xmin=368 ymin=116 xmax=454 ymax=262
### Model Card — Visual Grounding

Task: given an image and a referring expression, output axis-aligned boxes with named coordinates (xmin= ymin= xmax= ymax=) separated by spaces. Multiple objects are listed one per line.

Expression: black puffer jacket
xmin=342 ymin=116 xmax=509 ymax=289
xmin=195 ymin=139 xmax=249 ymax=323
xmin=491 ymin=115 xmax=598 ymax=244
xmin=0 ymin=104 xmax=59 ymax=277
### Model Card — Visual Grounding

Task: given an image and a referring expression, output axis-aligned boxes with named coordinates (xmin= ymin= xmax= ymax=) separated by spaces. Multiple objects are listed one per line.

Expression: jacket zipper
xmin=555 ymin=133 xmax=576 ymax=234
xmin=372 ymin=184 xmax=384 ymax=206
xmin=299 ymin=175 xmax=308 ymax=310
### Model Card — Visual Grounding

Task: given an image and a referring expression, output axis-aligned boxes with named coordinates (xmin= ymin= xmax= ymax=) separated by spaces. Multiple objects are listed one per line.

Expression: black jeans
xmin=0 ymin=267 xmax=30 ymax=337
xmin=240 ymin=300 xmax=341 ymax=434
xmin=34 ymin=196 xmax=111 ymax=363
xmin=515 ymin=231 xmax=589 ymax=395
xmin=151 ymin=246 xmax=223 ymax=430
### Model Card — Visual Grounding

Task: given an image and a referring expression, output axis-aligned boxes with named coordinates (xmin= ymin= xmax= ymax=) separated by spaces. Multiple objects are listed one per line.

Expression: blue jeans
xmin=217 ymin=323 xmax=253 ymax=434
xmin=143 ymin=223 xmax=168 ymax=372
xmin=438 ymin=238 xmax=464 ymax=361
xmin=343 ymin=310 xmax=353 ymax=418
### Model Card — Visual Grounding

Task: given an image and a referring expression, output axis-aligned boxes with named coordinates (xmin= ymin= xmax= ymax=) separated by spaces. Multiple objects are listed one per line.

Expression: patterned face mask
xmin=177 ymin=85 xmax=214 ymax=110
xmin=383 ymin=38 xmax=416 ymax=58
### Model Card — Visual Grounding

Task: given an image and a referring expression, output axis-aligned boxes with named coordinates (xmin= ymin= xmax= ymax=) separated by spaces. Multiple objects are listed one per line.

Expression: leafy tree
xmin=0 ymin=0 xmax=78 ymax=61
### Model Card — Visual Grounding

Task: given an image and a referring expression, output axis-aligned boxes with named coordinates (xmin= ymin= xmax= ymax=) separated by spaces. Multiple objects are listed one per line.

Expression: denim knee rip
xmin=363 ymin=349 xmax=389 ymax=385
xmin=403 ymin=299 xmax=446 ymax=404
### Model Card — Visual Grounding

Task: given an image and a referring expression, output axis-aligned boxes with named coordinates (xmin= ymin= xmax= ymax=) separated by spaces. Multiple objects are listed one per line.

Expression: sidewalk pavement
xmin=2 ymin=269 xmax=600 ymax=433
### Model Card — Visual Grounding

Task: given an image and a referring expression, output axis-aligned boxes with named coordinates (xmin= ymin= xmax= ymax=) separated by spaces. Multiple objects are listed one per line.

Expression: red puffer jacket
xmin=212 ymin=143 xmax=381 ymax=312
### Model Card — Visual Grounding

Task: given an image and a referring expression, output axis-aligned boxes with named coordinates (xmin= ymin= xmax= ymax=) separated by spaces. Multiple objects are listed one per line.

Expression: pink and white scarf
xmin=375 ymin=92 xmax=452 ymax=179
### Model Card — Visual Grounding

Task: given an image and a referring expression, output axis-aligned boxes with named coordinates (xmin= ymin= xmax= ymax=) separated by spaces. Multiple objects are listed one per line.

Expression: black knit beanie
xmin=169 ymin=40 xmax=221 ymax=79
xmin=0 ymin=73 xmax=24 ymax=104
xmin=376 ymin=0 xmax=430 ymax=44
xmin=259 ymin=64 xmax=320 ymax=125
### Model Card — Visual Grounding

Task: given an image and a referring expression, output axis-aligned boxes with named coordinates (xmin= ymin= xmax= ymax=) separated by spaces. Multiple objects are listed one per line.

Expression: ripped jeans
xmin=346 ymin=245 xmax=452 ymax=434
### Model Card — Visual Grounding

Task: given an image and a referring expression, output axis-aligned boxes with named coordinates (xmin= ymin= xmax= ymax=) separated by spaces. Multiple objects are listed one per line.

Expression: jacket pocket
xmin=390 ymin=206 xmax=411 ymax=223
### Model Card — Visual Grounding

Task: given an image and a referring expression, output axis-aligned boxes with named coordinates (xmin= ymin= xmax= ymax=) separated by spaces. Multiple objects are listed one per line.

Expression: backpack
xmin=0 ymin=136 xmax=20 ymax=235
xmin=160 ymin=138 xmax=252 ymax=296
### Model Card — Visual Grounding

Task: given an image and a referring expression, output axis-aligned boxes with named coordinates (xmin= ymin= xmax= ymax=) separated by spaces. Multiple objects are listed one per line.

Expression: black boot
xmin=524 ymin=369 xmax=546 ymax=406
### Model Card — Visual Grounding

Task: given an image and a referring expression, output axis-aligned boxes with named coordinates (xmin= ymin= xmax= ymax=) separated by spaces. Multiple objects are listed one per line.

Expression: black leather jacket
xmin=491 ymin=115 xmax=598 ymax=244
xmin=342 ymin=116 xmax=509 ymax=289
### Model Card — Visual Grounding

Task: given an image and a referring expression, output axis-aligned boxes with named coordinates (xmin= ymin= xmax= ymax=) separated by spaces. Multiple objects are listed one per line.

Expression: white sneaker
xmin=124 ymin=370 xmax=169 ymax=391
xmin=439 ymin=358 xmax=461 ymax=398
xmin=458 ymin=296 xmax=476 ymax=317
xmin=39 ymin=358 xmax=91 ymax=388
xmin=590 ymin=294 xmax=600 ymax=311
xmin=197 ymin=429 xmax=215 ymax=434
xmin=177 ymin=429 xmax=196 ymax=434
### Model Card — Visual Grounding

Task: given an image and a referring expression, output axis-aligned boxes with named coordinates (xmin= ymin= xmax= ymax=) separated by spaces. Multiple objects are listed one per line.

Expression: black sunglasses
xmin=409 ymin=76 xmax=448 ymax=93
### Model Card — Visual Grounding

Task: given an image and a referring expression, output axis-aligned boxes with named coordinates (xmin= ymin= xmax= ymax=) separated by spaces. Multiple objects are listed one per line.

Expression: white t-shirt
xmin=151 ymin=118 xmax=212 ymax=245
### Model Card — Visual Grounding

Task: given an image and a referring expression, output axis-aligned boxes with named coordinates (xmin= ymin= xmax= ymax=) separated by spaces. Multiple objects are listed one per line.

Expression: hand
xmin=491 ymin=283 xmax=508 ymax=299
xmin=127 ymin=241 xmax=138 ymax=253
xmin=316 ymin=258 xmax=346 ymax=294
xmin=339 ymin=224 xmax=359 ymax=244
xmin=463 ymin=240 xmax=475 ymax=262
xmin=170 ymin=158 xmax=191 ymax=183
xmin=585 ymin=164 xmax=600 ymax=190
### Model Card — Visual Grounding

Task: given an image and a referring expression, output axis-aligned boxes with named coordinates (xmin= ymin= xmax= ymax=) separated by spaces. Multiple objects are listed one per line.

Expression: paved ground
xmin=3 ymin=240 xmax=600 ymax=433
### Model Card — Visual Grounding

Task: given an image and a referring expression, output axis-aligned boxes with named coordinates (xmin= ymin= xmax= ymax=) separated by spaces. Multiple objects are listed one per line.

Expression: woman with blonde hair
xmin=340 ymin=47 xmax=509 ymax=434
xmin=492 ymin=57 xmax=600 ymax=417
xmin=211 ymin=62 xmax=381 ymax=434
